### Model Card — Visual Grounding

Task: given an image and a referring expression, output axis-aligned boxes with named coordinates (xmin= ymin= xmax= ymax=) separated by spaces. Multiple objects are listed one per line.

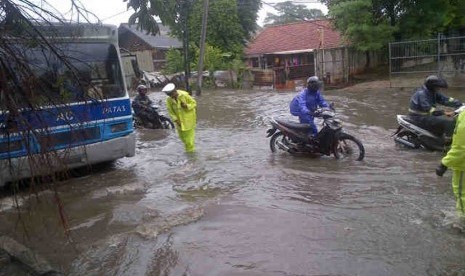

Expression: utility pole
xmin=196 ymin=0 xmax=209 ymax=96
xmin=182 ymin=0 xmax=191 ymax=94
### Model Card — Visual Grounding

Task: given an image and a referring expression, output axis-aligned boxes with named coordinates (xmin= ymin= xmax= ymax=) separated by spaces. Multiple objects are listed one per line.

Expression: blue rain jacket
xmin=289 ymin=88 xmax=329 ymax=135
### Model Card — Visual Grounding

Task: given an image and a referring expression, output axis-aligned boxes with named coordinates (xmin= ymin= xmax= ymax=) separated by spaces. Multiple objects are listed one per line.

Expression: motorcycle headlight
xmin=328 ymin=119 xmax=342 ymax=130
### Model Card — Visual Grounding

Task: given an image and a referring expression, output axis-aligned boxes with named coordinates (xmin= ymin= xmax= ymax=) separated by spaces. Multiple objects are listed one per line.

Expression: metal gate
xmin=389 ymin=34 xmax=465 ymax=87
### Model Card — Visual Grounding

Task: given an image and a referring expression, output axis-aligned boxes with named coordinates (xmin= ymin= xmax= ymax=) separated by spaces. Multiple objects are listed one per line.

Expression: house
xmin=118 ymin=23 xmax=182 ymax=73
xmin=245 ymin=20 xmax=342 ymax=88
xmin=245 ymin=20 xmax=382 ymax=88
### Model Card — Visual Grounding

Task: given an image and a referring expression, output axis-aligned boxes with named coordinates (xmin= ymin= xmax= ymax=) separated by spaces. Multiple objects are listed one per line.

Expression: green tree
xmin=189 ymin=44 xmax=246 ymax=88
xmin=125 ymin=0 xmax=261 ymax=43
xmin=126 ymin=0 xmax=260 ymax=90
xmin=237 ymin=0 xmax=262 ymax=41
xmin=198 ymin=44 xmax=225 ymax=72
xmin=397 ymin=0 xmax=458 ymax=38
xmin=163 ymin=48 xmax=184 ymax=74
xmin=329 ymin=0 xmax=396 ymax=51
xmin=125 ymin=0 xmax=178 ymax=35
xmin=323 ymin=0 xmax=465 ymax=42
xmin=188 ymin=0 xmax=245 ymax=56
xmin=263 ymin=1 xmax=325 ymax=26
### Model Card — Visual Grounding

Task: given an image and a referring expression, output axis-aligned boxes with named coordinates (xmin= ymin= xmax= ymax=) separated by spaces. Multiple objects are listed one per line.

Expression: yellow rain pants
xmin=166 ymin=90 xmax=197 ymax=153
xmin=177 ymin=128 xmax=195 ymax=153
xmin=442 ymin=111 xmax=465 ymax=214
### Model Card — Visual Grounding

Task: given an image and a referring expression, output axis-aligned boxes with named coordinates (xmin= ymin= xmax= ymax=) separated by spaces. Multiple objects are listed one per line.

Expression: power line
xmin=100 ymin=10 xmax=132 ymax=22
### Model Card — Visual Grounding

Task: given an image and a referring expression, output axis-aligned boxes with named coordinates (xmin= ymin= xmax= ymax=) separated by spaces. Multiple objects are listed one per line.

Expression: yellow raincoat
xmin=166 ymin=90 xmax=197 ymax=152
xmin=442 ymin=111 xmax=465 ymax=213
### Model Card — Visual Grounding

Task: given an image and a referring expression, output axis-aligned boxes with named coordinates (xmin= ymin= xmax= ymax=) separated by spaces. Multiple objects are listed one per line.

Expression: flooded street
xmin=1 ymin=80 xmax=465 ymax=275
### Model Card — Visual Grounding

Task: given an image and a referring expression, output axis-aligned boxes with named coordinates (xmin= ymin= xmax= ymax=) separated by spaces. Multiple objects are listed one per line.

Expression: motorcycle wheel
xmin=133 ymin=116 xmax=143 ymax=128
xmin=333 ymin=133 xmax=365 ymax=161
xmin=160 ymin=116 xmax=175 ymax=129
xmin=270 ymin=132 xmax=290 ymax=153
xmin=395 ymin=130 xmax=421 ymax=149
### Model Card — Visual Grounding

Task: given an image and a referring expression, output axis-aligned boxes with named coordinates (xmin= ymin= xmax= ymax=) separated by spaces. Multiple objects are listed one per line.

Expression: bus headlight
xmin=0 ymin=140 xmax=23 ymax=154
xmin=110 ymin=123 xmax=128 ymax=133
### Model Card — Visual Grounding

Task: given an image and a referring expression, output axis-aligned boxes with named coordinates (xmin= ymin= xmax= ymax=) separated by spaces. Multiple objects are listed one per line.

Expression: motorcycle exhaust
xmin=276 ymin=140 xmax=291 ymax=152
xmin=394 ymin=136 xmax=417 ymax=149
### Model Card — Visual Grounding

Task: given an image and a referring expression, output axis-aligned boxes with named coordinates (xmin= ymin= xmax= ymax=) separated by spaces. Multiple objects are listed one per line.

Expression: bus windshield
xmin=2 ymin=42 xmax=125 ymax=109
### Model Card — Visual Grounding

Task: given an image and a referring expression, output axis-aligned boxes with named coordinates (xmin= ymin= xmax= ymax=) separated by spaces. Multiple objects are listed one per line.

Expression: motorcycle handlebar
xmin=311 ymin=106 xmax=335 ymax=117
xmin=455 ymin=104 xmax=465 ymax=114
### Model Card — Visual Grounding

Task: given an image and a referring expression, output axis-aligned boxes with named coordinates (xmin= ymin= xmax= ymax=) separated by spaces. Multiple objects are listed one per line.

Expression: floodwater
xmin=1 ymin=81 xmax=465 ymax=275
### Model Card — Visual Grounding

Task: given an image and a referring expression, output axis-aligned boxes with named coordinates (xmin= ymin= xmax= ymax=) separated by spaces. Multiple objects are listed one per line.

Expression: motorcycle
xmin=133 ymin=104 xmax=174 ymax=129
xmin=266 ymin=106 xmax=365 ymax=161
xmin=393 ymin=105 xmax=465 ymax=151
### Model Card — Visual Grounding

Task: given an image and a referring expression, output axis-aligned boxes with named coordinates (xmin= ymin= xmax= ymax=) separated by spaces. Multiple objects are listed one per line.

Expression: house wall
xmin=121 ymin=54 xmax=138 ymax=91
xmin=315 ymin=47 xmax=347 ymax=83
xmin=134 ymin=50 xmax=155 ymax=72
xmin=247 ymin=53 xmax=315 ymax=88
xmin=119 ymin=30 xmax=162 ymax=72
xmin=152 ymin=49 xmax=169 ymax=71
xmin=246 ymin=47 xmax=385 ymax=87
xmin=314 ymin=47 xmax=385 ymax=83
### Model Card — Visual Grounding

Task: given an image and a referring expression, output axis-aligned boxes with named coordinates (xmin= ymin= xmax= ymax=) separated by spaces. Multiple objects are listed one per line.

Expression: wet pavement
xmin=1 ymin=81 xmax=465 ymax=275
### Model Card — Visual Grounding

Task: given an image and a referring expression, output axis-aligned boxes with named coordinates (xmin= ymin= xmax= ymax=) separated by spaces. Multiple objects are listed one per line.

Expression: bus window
xmin=7 ymin=42 xmax=125 ymax=106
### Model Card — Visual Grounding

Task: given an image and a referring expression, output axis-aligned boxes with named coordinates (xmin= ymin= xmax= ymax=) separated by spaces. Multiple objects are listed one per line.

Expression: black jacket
xmin=409 ymin=86 xmax=461 ymax=116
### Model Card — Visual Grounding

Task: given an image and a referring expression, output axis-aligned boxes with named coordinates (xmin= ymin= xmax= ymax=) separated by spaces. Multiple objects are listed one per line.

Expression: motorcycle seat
xmin=399 ymin=114 xmax=442 ymax=138
xmin=401 ymin=115 xmax=418 ymax=125
xmin=275 ymin=119 xmax=311 ymax=130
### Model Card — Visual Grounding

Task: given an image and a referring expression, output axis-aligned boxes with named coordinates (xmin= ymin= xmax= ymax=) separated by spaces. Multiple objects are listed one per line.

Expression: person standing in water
xmin=162 ymin=83 xmax=197 ymax=153
xmin=436 ymin=109 xmax=465 ymax=214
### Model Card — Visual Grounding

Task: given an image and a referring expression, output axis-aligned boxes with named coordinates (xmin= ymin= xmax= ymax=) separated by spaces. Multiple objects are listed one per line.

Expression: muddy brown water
xmin=1 ymin=81 xmax=465 ymax=275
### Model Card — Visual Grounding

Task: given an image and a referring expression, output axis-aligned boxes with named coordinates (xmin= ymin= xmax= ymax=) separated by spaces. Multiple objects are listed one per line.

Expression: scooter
xmin=393 ymin=105 xmax=465 ymax=151
xmin=266 ymin=106 xmax=365 ymax=161
xmin=133 ymin=104 xmax=174 ymax=129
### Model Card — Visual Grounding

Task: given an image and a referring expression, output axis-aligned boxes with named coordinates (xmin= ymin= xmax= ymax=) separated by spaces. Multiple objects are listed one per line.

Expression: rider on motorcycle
xmin=132 ymin=84 xmax=158 ymax=125
xmin=289 ymin=76 xmax=329 ymax=139
xmin=408 ymin=75 xmax=462 ymax=142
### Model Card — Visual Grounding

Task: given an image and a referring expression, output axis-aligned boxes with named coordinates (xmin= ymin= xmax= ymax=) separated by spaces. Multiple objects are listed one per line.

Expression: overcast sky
xmin=40 ymin=0 xmax=327 ymax=26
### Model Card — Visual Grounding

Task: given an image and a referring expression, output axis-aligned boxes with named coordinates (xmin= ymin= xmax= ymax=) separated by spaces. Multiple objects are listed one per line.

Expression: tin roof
xmin=118 ymin=23 xmax=182 ymax=49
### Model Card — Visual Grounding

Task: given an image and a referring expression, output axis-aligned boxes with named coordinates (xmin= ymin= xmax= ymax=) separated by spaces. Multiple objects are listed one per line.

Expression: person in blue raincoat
xmin=289 ymin=76 xmax=329 ymax=138
xmin=163 ymin=83 xmax=197 ymax=153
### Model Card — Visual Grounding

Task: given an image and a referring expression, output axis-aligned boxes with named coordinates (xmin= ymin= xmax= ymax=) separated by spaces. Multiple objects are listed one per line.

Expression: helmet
xmin=424 ymin=75 xmax=448 ymax=92
xmin=136 ymin=84 xmax=147 ymax=93
xmin=306 ymin=76 xmax=321 ymax=92
xmin=162 ymin=83 xmax=176 ymax=94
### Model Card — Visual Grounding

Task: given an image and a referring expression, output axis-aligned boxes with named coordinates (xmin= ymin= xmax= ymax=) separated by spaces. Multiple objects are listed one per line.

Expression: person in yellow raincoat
xmin=436 ymin=108 xmax=465 ymax=214
xmin=162 ymin=83 xmax=197 ymax=152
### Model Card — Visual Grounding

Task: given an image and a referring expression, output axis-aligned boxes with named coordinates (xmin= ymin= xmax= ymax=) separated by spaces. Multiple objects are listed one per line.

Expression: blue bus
xmin=0 ymin=24 xmax=135 ymax=186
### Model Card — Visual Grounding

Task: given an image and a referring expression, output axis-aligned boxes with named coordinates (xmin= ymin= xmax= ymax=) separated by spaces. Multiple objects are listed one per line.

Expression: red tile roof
xmin=245 ymin=20 xmax=344 ymax=56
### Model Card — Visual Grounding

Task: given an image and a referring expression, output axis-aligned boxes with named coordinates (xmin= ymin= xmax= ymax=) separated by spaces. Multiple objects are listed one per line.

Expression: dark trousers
xmin=410 ymin=115 xmax=456 ymax=137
